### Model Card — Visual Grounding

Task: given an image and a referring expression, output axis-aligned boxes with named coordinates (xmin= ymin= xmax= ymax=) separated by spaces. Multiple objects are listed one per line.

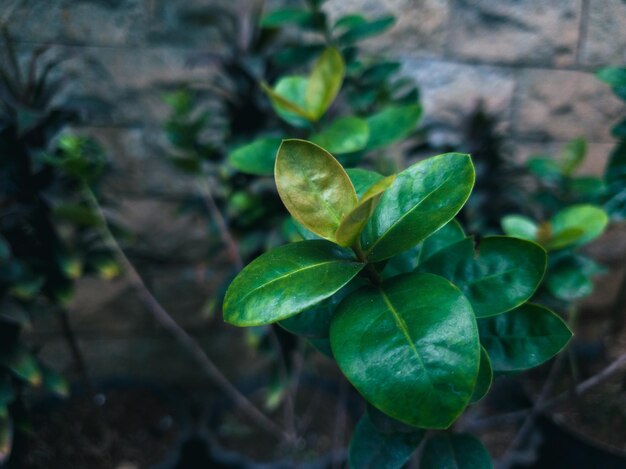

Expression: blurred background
xmin=1 ymin=0 xmax=625 ymax=468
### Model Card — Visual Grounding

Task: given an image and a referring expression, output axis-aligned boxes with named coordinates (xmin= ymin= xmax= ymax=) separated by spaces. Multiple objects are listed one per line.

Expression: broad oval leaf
xmin=420 ymin=236 xmax=546 ymax=318
xmin=228 ymin=137 xmax=282 ymax=176
xmin=310 ymin=116 xmax=369 ymax=154
xmin=223 ymin=240 xmax=364 ymax=326
xmin=305 ymin=47 xmax=345 ymax=120
xmin=330 ymin=272 xmax=480 ymax=429
xmin=421 ymin=433 xmax=492 ymax=469
xmin=275 ymin=139 xmax=357 ymax=241
xmin=262 ymin=77 xmax=312 ymax=127
xmin=365 ymin=104 xmax=422 ymax=150
xmin=349 ymin=413 xmax=423 ymax=469
xmin=549 ymin=204 xmax=608 ymax=249
xmin=335 ymin=175 xmax=396 ymax=247
xmin=470 ymin=347 xmax=493 ymax=404
xmin=419 ymin=219 xmax=466 ymax=263
xmin=362 ymin=153 xmax=475 ymax=262
xmin=479 ymin=303 xmax=573 ymax=372
xmin=501 ymin=215 xmax=538 ymax=241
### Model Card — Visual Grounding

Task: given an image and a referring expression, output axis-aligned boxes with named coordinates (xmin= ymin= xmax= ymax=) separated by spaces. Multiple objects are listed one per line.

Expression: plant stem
xmin=352 ymin=240 xmax=382 ymax=285
xmin=196 ymin=178 xmax=244 ymax=271
xmin=82 ymin=185 xmax=289 ymax=442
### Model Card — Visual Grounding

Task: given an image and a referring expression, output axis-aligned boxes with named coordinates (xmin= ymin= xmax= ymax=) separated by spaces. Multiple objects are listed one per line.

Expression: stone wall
xmin=4 ymin=0 xmax=625 ymax=383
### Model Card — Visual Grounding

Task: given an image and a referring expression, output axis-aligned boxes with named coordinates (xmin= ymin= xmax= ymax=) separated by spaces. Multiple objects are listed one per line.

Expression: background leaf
xmin=421 ymin=433 xmax=492 ymax=469
xmin=305 ymin=47 xmax=345 ymax=120
xmin=228 ymin=137 xmax=282 ymax=176
xmin=365 ymin=104 xmax=422 ymax=150
xmin=310 ymin=116 xmax=369 ymax=154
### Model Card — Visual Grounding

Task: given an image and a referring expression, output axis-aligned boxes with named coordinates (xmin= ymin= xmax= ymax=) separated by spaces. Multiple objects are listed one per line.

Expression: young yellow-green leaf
xmin=349 ymin=413 xmax=424 ymax=469
xmin=548 ymin=204 xmax=608 ymax=250
xmin=228 ymin=137 xmax=282 ymax=176
xmin=224 ymin=240 xmax=363 ymax=326
xmin=421 ymin=433 xmax=492 ymax=469
xmin=419 ymin=219 xmax=466 ymax=264
xmin=362 ymin=153 xmax=475 ymax=262
xmin=365 ymin=104 xmax=422 ymax=150
xmin=420 ymin=236 xmax=546 ymax=318
xmin=331 ymin=273 xmax=480 ymax=429
xmin=470 ymin=347 xmax=493 ymax=404
xmin=335 ymin=175 xmax=396 ymax=247
xmin=275 ymin=139 xmax=357 ymax=241
xmin=501 ymin=215 xmax=538 ymax=241
xmin=261 ymin=77 xmax=312 ymax=126
xmin=479 ymin=303 xmax=573 ymax=372
xmin=310 ymin=116 xmax=369 ymax=154
xmin=305 ymin=47 xmax=345 ymax=120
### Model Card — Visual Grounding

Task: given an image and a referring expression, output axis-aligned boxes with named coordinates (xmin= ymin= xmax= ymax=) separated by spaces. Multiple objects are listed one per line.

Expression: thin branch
xmin=82 ymin=185 xmax=288 ymax=442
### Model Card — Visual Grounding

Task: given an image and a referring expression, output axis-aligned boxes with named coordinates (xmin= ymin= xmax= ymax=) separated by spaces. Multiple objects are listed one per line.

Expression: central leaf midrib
xmin=464 ymin=267 xmax=522 ymax=287
xmin=379 ymin=288 xmax=434 ymax=393
xmin=365 ymin=170 xmax=457 ymax=256
xmin=238 ymin=259 xmax=359 ymax=306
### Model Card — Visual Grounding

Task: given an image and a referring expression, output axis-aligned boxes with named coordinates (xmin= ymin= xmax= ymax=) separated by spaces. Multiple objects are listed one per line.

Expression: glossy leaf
xmin=223 ymin=240 xmax=364 ymax=326
xmin=310 ymin=116 xmax=369 ymax=154
xmin=346 ymin=168 xmax=384 ymax=197
xmin=331 ymin=273 xmax=480 ymax=428
xmin=305 ymin=47 xmax=345 ymax=120
xmin=421 ymin=433 xmax=492 ymax=469
xmin=501 ymin=215 xmax=538 ymax=241
xmin=336 ymin=175 xmax=396 ymax=247
xmin=275 ymin=139 xmax=357 ymax=241
xmin=365 ymin=104 xmax=422 ymax=150
xmin=479 ymin=303 xmax=573 ymax=372
xmin=228 ymin=137 xmax=282 ymax=176
xmin=420 ymin=236 xmax=546 ymax=318
xmin=419 ymin=219 xmax=466 ymax=264
xmin=349 ymin=413 xmax=423 ymax=469
xmin=470 ymin=347 xmax=493 ymax=404
xmin=548 ymin=204 xmax=608 ymax=249
xmin=362 ymin=153 xmax=475 ymax=262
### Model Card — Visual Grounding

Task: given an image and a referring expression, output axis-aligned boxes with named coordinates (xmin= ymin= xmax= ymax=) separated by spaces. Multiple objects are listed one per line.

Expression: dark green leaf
xmin=420 ymin=236 xmax=546 ymax=318
xmin=275 ymin=139 xmax=357 ymax=241
xmin=470 ymin=347 xmax=493 ymax=404
xmin=260 ymin=8 xmax=312 ymax=28
xmin=228 ymin=137 xmax=282 ymax=176
xmin=338 ymin=16 xmax=395 ymax=44
xmin=310 ymin=116 xmax=369 ymax=154
xmin=419 ymin=219 xmax=466 ymax=264
xmin=421 ymin=433 xmax=492 ymax=469
xmin=331 ymin=273 xmax=480 ymax=428
xmin=365 ymin=104 xmax=422 ymax=150
xmin=527 ymin=157 xmax=562 ymax=182
xmin=362 ymin=153 xmax=474 ymax=262
xmin=224 ymin=240 xmax=363 ymax=326
xmin=546 ymin=254 xmax=604 ymax=301
xmin=349 ymin=413 xmax=423 ymax=469
xmin=479 ymin=303 xmax=572 ymax=372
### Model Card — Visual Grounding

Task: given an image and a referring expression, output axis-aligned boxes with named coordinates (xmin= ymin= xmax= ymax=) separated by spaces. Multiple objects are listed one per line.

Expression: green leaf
xmin=346 ymin=168 xmax=384 ymax=197
xmin=310 ymin=116 xmax=370 ymax=154
xmin=479 ymin=303 xmax=573 ymax=372
xmin=224 ymin=240 xmax=363 ymax=326
xmin=548 ymin=204 xmax=609 ymax=249
xmin=305 ymin=47 xmax=345 ymax=120
xmin=420 ymin=236 xmax=546 ymax=318
xmin=470 ymin=347 xmax=493 ymax=404
xmin=278 ymin=279 xmax=364 ymax=338
xmin=2 ymin=347 xmax=42 ymax=387
xmin=228 ymin=137 xmax=282 ymax=176
xmin=334 ymin=14 xmax=367 ymax=32
xmin=349 ymin=413 xmax=423 ymax=469
xmin=336 ymin=175 xmax=396 ymax=247
xmin=260 ymin=8 xmax=312 ymax=28
xmin=546 ymin=254 xmax=604 ymax=301
xmin=330 ymin=273 xmax=480 ymax=428
xmin=501 ymin=215 xmax=538 ymax=241
xmin=262 ymin=77 xmax=312 ymax=126
xmin=597 ymin=67 xmax=626 ymax=100
xmin=421 ymin=433 xmax=492 ymax=469
xmin=419 ymin=219 xmax=466 ymax=264
xmin=560 ymin=138 xmax=586 ymax=176
xmin=41 ymin=364 xmax=70 ymax=398
xmin=362 ymin=153 xmax=475 ymax=262
xmin=337 ymin=16 xmax=395 ymax=44
xmin=527 ymin=157 xmax=562 ymax=182
xmin=275 ymin=139 xmax=357 ymax=241
xmin=365 ymin=104 xmax=422 ymax=150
